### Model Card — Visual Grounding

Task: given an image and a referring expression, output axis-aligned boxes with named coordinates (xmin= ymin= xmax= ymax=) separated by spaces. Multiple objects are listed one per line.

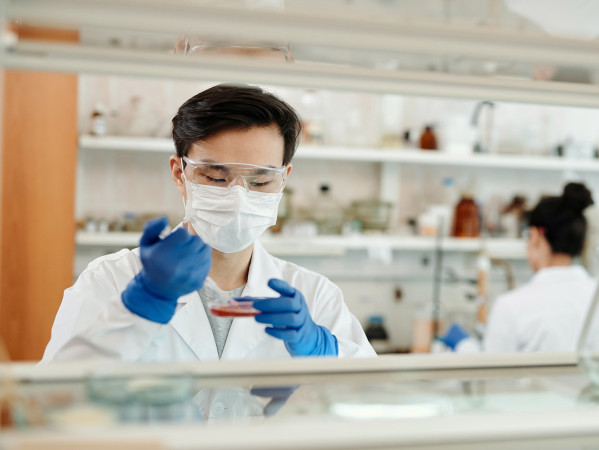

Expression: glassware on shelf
xmin=311 ymin=184 xmax=344 ymax=235
xmin=300 ymin=90 xmax=325 ymax=145
xmin=452 ymin=192 xmax=481 ymax=238
xmin=90 ymin=102 xmax=107 ymax=136
xmin=349 ymin=200 xmax=393 ymax=232
xmin=173 ymin=35 xmax=293 ymax=62
xmin=419 ymin=125 xmax=438 ymax=151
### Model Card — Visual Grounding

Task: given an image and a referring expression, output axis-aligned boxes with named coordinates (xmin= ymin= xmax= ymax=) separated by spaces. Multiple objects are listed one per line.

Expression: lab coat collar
xmin=171 ymin=240 xmax=281 ymax=361
xmin=530 ymin=265 xmax=590 ymax=285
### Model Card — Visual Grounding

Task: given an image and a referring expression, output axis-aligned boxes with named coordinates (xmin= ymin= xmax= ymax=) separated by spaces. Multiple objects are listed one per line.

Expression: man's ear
xmin=282 ymin=163 xmax=292 ymax=190
xmin=170 ymin=156 xmax=186 ymax=196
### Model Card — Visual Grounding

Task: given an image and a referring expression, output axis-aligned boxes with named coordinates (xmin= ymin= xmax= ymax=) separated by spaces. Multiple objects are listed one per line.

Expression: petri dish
xmin=204 ymin=276 xmax=259 ymax=318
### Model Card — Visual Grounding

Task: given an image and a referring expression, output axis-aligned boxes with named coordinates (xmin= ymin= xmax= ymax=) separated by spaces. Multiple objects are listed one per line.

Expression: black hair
xmin=172 ymin=84 xmax=302 ymax=165
xmin=528 ymin=182 xmax=594 ymax=257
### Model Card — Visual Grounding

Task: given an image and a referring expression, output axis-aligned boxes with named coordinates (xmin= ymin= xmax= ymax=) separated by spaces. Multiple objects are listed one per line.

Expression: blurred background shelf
xmin=80 ymin=134 xmax=599 ymax=172
xmin=75 ymin=231 xmax=526 ymax=259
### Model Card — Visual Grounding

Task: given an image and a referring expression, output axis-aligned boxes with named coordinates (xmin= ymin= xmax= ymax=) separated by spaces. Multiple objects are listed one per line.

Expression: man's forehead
xmin=188 ymin=126 xmax=285 ymax=166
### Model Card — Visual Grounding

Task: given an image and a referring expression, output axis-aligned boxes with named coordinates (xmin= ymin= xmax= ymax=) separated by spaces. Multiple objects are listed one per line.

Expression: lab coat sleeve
xmin=42 ymin=267 xmax=163 ymax=362
xmin=482 ymin=296 xmax=519 ymax=353
xmin=311 ymin=281 xmax=376 ymax=358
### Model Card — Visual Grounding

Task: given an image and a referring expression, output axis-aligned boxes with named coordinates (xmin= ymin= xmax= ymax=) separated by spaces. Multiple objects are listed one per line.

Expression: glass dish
xmin=203 ymin=277 xmax=259 ymax=318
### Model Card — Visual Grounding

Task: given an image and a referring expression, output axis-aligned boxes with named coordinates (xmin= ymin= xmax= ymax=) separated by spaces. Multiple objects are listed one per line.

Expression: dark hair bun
xmin=562 ymin=182 xmax=594 ymax=213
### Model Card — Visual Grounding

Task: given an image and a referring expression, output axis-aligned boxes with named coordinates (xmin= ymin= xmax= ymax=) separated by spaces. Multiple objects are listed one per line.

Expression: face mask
xmin=183 ymin=180 xmax=282 ymax=253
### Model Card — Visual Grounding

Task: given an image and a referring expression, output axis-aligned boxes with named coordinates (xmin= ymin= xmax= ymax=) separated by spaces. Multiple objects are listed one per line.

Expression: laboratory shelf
xmin=75 ymin=231 xmax=527 ymax=259
xmin=79 ymin=134 xmax=599 ymax=172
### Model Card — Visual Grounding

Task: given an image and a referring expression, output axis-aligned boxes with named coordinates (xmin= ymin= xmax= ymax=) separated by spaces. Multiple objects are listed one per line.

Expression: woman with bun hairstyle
xmin=442 ymin=182 xmax=597 ymax=353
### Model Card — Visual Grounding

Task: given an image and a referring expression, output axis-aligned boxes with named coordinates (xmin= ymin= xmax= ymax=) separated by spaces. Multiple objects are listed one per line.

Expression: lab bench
xmin=2 ymin=353 xmax=599 ymax=449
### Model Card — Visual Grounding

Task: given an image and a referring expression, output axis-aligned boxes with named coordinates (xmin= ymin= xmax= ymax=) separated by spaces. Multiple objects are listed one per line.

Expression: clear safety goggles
xmin=182 ymin=156 xmax=287 ymax=193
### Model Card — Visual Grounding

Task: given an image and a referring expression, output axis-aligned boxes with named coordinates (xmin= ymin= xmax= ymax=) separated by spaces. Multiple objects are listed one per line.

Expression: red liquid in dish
xmin=209 ymin=303 xmax=259 ymax=317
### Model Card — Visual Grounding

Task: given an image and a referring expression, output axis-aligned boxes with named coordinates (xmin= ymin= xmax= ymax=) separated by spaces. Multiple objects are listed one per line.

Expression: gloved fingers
xmin=267 ymin=278 xmax=296 ymax=297
xmin=264 ymin=326 xmax=300 ymax=344
xmin=162 ymin=227 xmax=193 ymax=247
xmin=255 ymin=311 xmax=305 ymax=328
xmin=139 ymin=216 xmax=170 ymax=246
xmin=252 ymin=296 xmax=302 ymax=313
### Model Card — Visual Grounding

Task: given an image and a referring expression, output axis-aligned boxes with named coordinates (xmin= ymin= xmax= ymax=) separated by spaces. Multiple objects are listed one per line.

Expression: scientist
xmin=43 ymin=84 xmax=375 ymax=362
xmin=442 ymin=182 xmax=597 ymax=353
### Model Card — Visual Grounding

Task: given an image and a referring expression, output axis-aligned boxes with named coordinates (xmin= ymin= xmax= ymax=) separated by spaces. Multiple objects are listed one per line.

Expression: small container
xmin=204 ymin=277 xmax=259 ymax=318
xmin=90 ymin=102 xmax=107 ymax=136
xmin=419 ymin=125 xmax=438 ymax=150
xmin=452 ymin=194 xmax=480 ymax=238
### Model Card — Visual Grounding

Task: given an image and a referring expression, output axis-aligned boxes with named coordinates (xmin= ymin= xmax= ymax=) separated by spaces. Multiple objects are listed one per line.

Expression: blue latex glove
xmin=240 ymin=279 xmax=338 ymax=357
xmin=122 ymin=216 xmax=211 ymax=324
xmin=439 ymin=323 xmax=470 ymax=351
xmin=250 ymin=385 xmax=298 ymax=417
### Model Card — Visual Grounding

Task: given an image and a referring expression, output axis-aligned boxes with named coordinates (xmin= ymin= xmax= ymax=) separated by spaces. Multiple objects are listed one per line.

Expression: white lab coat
xmin=42 ymin=241 xmax=375 ymax=362
xmin=457 ymin=265 xmax=597 ymax=353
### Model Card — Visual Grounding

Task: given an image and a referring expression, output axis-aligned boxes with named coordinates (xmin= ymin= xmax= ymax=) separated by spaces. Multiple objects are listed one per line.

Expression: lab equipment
xmin=203 ymin=276 xmax=259 ymax=318
xmin=419 ymin=125 xmax=438 ymax=150
xmin=182 ymin=157 xmax=287 ymax=193
xmin=312 ymin=184 xmax=344 ymax=235
xmin=121 ymin=216 xmax=212 ymax=324
xmin=350 ymin=200 xmax=393 ymax=231
xmin=452 ymin=192 xmax=481 ymax=238
xmin=244 ymin=279 xmax=339 ymax=357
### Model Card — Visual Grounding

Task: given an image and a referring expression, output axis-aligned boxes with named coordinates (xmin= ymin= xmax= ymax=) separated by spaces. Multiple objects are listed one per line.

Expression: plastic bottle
xmin=90 ymin=102 xmax=107 ymax=136
xmin=365 ymin=315 xmax=391 ymax=354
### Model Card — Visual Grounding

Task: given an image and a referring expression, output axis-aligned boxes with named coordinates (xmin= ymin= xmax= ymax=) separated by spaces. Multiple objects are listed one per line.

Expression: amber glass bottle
xmin=419 ymin=125 xmax=438 ymax=150
xmin=452 ymin=194 xmax=480 ymax=237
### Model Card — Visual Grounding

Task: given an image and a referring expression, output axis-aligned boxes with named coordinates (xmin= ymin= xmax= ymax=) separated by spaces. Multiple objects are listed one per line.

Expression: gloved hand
xmin=250 ymin=385 xmax=298 ymax=417
xmin=438 ymin=323 xmax=470 ymax=351
xmin=240 ymin=279 xmax=338 ymax=357
xmin=122 ymin=216 xmax=211 ymax=324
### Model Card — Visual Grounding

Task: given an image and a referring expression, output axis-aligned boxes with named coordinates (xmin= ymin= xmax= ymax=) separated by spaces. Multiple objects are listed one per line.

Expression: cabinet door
xmin=0 ymin=25 xmax=78 ymax=361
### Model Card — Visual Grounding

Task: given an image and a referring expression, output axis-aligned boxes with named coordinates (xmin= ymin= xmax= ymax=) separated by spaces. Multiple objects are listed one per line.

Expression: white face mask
xmin=183 ymin=180 xmax=282 ymax=253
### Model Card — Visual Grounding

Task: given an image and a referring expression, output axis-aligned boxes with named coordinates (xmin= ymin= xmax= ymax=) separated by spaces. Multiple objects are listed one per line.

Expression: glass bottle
xmin=300 ymin=90 xmax=325 ymax=145
xmin=311 ymin=184 xmax=344 ymax=235
xmin=419 ymin=125 xmax=438 ymax=150
xmin=452 ymin=193 xmax=481 ymax=238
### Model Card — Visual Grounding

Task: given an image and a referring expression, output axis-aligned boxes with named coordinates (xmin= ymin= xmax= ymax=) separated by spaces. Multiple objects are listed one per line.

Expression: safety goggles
xmin=182 ymin=156 xmax=287 ymax=193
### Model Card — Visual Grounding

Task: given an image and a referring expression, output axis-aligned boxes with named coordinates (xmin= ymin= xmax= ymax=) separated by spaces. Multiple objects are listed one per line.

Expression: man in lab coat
xmin=43 ymin=84 xmax=375 ymax=362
